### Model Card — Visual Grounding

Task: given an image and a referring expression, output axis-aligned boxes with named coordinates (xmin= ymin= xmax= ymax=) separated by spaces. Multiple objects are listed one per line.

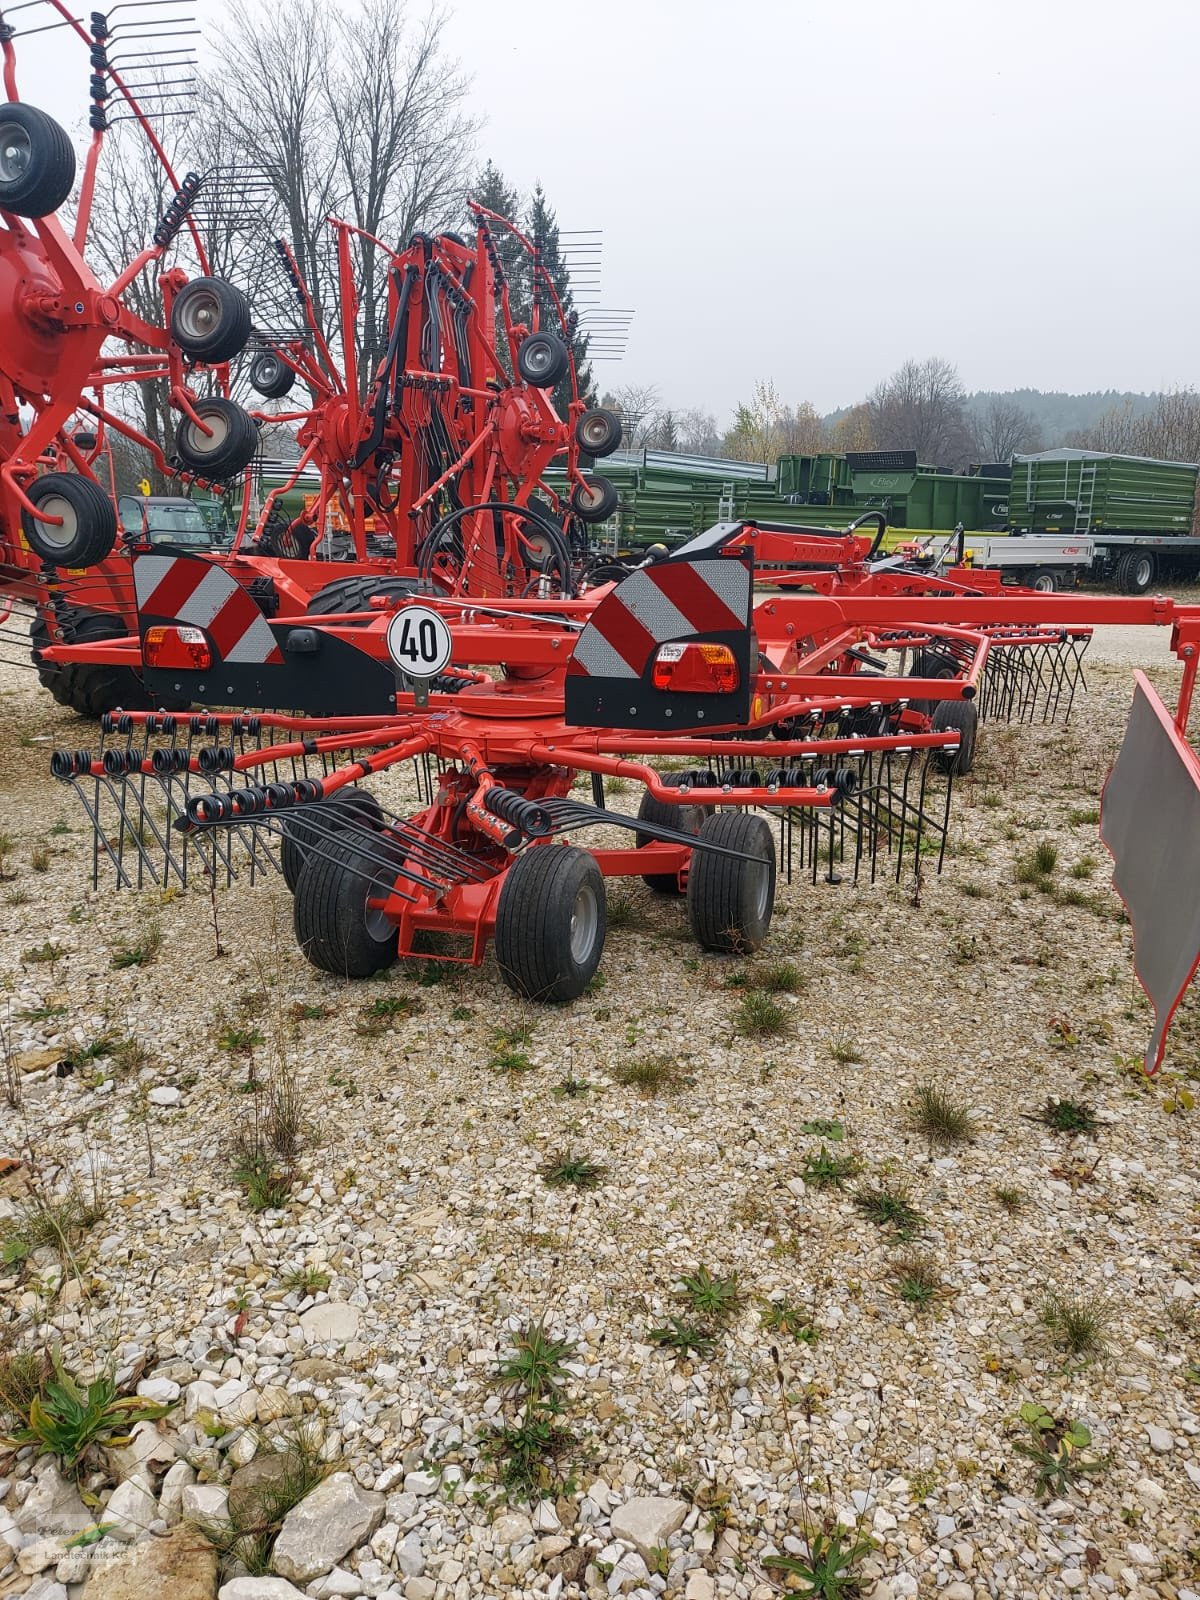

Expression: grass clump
xmin=197 ymin=1420 xmax=332 ymax=1573
xmin=281 ymin=1265 xmax=330 ymax=1295
xmin=604 ymin=887 xmax=644 ymax=930
xmin=891 ymin=1250 xmax=941 ymax=1308
xmin=540 ymin=1153 xmax=606 ymax=1191
xmin=1016 ymin=839 xmax=1059 ymax=889
xmin=993 ymin=1183 xmax=1026 ymax=1213
xmin=1 ymin=1187 xmax=103 ymax=1268
xmin=799 ymin=1145 xmax=862 ymax=1190
xmin=735 ymin=991 xmax=789 ymax=1037
xmin=758 ymin=1297 xmax=819 ymax=1345
xmin=1014 ymin=1402 xmax=1106 ymax=1499
xmin=829 ymin=1032 xmax=863 ymax=1065
xmin=1038 ymin=1097 xmax=1098 ymax=1135
xmin=110 ymin=921 xmax=162 ymax=970
xmin=676 ymin=1265 xmax=744 ymax=1323
xmin=908 ymin=1081 xmax=976 ymax=1152
xmin=852 ymin=1183 xmax=924 ymax=1239
xmin=1039 ymin=1292 xmax=1111 ymax=1360
xmin=647 ymin=1318 xmax=717 ymax=1359
xmin=0 ymin=1348 xmax=50 ymax=1422
xmin=748 ymin=953 xmax=803 ymax=992
xmin=1070 ymin=856 xmax=1097 ymax=879
xmin=3 ymin=1351 xmax=172 ymax=1475
xmin=1068 ymin=807 xmax=1100 ymax=827
xmin=613 ymin=1056 xmax=688 ymax=1095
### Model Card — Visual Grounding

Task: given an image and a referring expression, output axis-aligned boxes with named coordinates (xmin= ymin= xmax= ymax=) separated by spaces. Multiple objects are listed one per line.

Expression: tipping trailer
xmin=896 ymin=530 xmax=1095 ymax=592
xmin=1009 ymin=449 xmax=1200 ymax=592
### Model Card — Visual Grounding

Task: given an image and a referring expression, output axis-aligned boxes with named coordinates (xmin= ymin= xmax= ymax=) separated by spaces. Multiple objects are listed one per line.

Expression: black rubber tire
xmin=20 ymin=473 xmax=117 ymax=567
xmin=174 ymin=398 xmax=259 ymax=479
xmin=635 ymin=790 xmax=708 ymax=894
xmin=494 ymin=846 xmax=606 ymax=1002
xmin=248 ymin=349 xmax=295 ymax=399
xmin=1028 ymin=570 xmax=1058 ymax=593
xmin=169 ymin=277 xmax=252 ymax=363
xmin=293 ymin=833 xmax=399 ymax=978
xmin=517 ymin=332 xmax=569 ymax=388
xmin=0 ymin=103 xmax=75 ymax=218
xmin=570 ymin=475 xmax=620 ymax=524
xmin=280 ymin=789 xmax=384 ymax=892
xmin=29 ymin=607 xmax=185 ymax=717
xmin=931 ymin=698 xmax=979 ymax=776
xmin=910 ymin=646 xmax=959 ymax=717
xmin=1115 ymin=549 xmax=1156 ymax=595
xmin=306 ymin=574 xmax=421 ymax=619
xmin=687 ymin=811 xmax=776 ymax=954
xmin=575 ymin=408 xmax=623 ymax=458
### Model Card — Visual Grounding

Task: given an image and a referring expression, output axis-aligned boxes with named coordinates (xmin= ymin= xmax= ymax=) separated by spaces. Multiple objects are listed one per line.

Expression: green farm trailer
xmin=1009 ymin=449 xmax=1200 ymax=592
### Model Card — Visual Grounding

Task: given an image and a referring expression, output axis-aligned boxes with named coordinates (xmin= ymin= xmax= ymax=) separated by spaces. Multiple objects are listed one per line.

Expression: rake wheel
xmin=20 ymin=473 xmax=117 ymax=567
xmin=293 ymin=833 xmax=399 ymax=977
xmin=0 ymin=103 xmax=75 ymax=217
xmin=635 ymin=791 xmax=708 ymax=895
xmin=280 ymin=790 xmax=385 ymax=892
xmin=687 ymin=812 xmax=776 ymax=954
xmin=931 ymin=699 xmax=979 ymax=775
xmin=495 ymin=845 xmax=606 ymax=1001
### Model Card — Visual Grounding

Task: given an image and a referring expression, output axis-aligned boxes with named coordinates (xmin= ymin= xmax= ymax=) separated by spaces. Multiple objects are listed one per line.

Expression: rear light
xmin=652 ymin=641 xmax=739 ymax=694
xmin=144 ymin=624 xmax=212 ymax=670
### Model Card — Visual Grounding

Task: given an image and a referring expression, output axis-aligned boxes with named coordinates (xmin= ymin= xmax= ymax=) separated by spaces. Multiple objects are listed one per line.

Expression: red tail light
xmin=144 ymin=624 xmax=212 ymax=670
xmin=652 ymin=641 xmax=739 ymax=694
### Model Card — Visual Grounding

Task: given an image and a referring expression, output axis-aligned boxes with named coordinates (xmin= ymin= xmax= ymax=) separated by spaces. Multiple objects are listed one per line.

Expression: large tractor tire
xmin=29 ymin=608 xmax=175 ymax=718
xmin=306 ymin=575 xmax=422 ymax=617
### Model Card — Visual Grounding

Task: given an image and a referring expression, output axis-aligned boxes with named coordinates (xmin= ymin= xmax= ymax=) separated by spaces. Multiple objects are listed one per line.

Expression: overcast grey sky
xmin=13 ymin=0 xmax=1200 ymax=424
xmin=441 ymin=0 xmax=1200 ymax=418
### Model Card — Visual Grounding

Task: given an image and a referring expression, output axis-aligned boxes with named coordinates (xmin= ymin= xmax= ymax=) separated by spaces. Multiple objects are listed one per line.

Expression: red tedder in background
xmin=0 ymin=0 xmax=262 ymax=709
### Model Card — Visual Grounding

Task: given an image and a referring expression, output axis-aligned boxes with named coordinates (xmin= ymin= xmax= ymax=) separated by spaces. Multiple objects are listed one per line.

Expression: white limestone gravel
xmin=0 ymin=616 xmax=1199 ymax=1600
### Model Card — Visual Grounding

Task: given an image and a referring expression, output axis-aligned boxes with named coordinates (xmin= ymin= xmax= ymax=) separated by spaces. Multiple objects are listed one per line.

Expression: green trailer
xmin=776 ymin=451 xmax=1009 ymax=530
xmin=1009 ymin=449 xmax=1200 ymax=592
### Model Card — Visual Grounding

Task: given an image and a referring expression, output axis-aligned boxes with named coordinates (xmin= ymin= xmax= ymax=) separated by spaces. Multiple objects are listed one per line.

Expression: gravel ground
xmin=0 ymin=617 xmax=1198 ymax=1600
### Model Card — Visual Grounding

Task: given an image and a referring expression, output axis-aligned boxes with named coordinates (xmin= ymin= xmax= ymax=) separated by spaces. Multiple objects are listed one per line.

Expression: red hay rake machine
xmin=50 ymin=525 xmax=1109 ymax=1000
xmin=0 ymin=0 xmax=627 ymax=712
xmin=0 ymin=0 xmax=266 ymax=708
xmin=235 ymin=205 xmax=624 ymax=602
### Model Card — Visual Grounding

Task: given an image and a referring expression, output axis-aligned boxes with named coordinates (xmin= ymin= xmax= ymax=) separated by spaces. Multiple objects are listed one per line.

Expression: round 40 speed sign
xmin=385 ymin=604 xmax=453 ymax=678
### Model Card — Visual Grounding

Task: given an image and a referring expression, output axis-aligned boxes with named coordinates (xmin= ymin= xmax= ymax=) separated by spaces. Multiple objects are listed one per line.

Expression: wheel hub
xmin=178 ymin=290 xmax=221 ymax=341
xmin=0 ymin=128 xmax=30 ymax=183
xmin=570 ymin=881 xmax=598 ymax=962
xmin=33 ymin=494 xmax=78 ymax=551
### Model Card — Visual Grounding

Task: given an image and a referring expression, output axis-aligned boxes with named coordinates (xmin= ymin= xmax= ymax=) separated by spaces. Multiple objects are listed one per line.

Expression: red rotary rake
xmin=236 ymin=206 xmax=623 ymax=600
xmin=1 ymin=0 xmax=625 ymax=713
xmin=51 ymin=524 xmax=1104 ymax=997
xmin=49 ymin=520 xmax=1200 ymax=1071
xmin=0 ymin=0 xmax=264 ymax=706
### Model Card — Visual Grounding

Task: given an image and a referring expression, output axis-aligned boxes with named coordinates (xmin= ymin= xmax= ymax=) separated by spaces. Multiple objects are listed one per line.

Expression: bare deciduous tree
xmin=970 ymin=396 xmax=1042 ymax=463
xmin=677 ymin=408 xmax=721 ymax=455
xmin=868 ymin=356 xmax=972 ymax=466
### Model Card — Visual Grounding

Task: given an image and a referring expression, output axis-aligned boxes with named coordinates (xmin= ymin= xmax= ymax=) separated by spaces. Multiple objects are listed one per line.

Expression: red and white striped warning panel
xmin=1100 ymin=670 xmax=1200 ymax=1074
xmin=568 ymin=556 xmax=750 ymax=681
xmin=134 ymin=554 xmax=283 ymax=665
